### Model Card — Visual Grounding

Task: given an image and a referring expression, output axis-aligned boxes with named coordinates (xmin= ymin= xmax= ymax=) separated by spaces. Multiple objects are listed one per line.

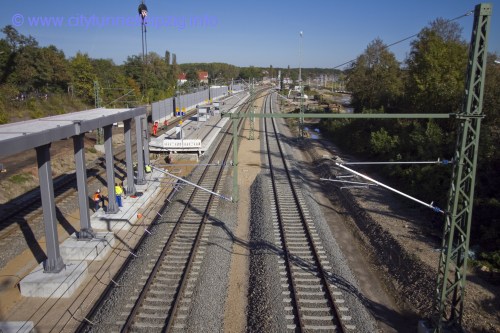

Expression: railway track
xmin=79 ymin=89 xmax=264 ymax=332
xmin=263 ymin=92 xmax=356 ymax=332
xmin=119 ymin=121 xmax=232 ymax=332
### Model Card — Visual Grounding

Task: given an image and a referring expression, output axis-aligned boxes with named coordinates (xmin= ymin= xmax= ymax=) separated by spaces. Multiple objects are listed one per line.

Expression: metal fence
xmin=231 ymin=84 xmax=244 ymax=93
xmin=152 ymin=86 xmax=232 ymax=123
xmin=152 ymin=97 xmax=174 ymax=124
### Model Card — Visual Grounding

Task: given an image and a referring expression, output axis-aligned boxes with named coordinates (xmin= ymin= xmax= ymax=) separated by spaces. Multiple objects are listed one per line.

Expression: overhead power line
xmin=332 ymin=9 xmax=474 ymax=70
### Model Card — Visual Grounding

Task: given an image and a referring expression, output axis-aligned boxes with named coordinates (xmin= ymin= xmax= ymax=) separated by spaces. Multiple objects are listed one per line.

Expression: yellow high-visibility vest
xmin=115 ymin=185 xmax=123 ymax=195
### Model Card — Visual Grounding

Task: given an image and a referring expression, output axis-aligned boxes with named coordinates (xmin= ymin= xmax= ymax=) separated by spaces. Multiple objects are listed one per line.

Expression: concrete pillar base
xmin=76 ymin=228 xmax=95 ymax=240
xmin=60 ymin=232 xmax=115 ymax=261
xmin=93 ymin=144 xmax=105 ymax=153
xmin=92 ymin=169 xmax=164 ymax=231
xmin=20 ymin=261 xmax=88 ymax=298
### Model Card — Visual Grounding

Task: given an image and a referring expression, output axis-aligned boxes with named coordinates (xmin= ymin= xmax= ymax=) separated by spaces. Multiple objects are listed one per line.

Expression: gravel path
xmin=184 ymin=160 xmax=238 ymax=332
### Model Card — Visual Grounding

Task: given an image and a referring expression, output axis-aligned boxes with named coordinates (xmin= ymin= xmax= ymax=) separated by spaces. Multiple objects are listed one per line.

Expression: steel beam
xmin=73 ymin=134 xmax=93 ymax=239
xmin=135 ymin=116 xmax=146 ymax=185
xmin=104 ymin=125 xmax=118 ymax=214
xmin=434 ymin=3 xmax=492 ymax=332
xmin=0 ymin=107 xmax=146 ymax=160
xmin=142 ymin=116 xmax=151 ymax=166
xmin=223 ymin=113 xmax=453 ymax=119
xmin=124 ymin=119 xmax=136 ymax=195
xmin=36 ymin=144 xmax=65 ymax=273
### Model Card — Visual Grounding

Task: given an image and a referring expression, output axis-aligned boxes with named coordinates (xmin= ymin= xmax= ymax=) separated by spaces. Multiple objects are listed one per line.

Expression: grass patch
xmin=9 ymin=173 xmax=33 ymax=184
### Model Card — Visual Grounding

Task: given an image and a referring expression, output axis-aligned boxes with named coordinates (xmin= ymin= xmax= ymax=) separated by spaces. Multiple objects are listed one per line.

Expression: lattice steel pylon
xmin=434 ymin=3 xmax=491 ymax=332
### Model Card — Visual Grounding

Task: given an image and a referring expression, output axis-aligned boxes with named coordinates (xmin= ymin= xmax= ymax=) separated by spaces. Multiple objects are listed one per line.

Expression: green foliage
xmin=346 ymin=38 xmax=403 ymax=112
xmin=180 ymin=62 xmax=239 ymax=83
xmin=370 ymin=128 xmax=399 ymax=155
xmin=0 ymin=104 xmax=7 ymax=124
xmin=9 ymin=173 xmax=33 ymax=184
xmin=322 ymin=16 xmax=499 ymax=262
xmin=70 ymin=52 xmax=96 ymax=104
xmin=86 ymin=146 xmax=97 ymax=154
xmin=1 ymin=25 xmax=38 ymax=51
xmin=405 ymin=19 xmax=467 ymax=114
xmin=479 ymin=251 xmax=500 ymax=270
xmin=27 ymin=98 xmax=43 ymax=119
xmin=238 ymin=66 xmax=263 ymax=80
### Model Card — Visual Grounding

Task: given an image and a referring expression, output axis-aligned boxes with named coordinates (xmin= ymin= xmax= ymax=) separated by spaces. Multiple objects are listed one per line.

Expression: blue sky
xmin=2 ymin=0 xmax=499 ymax=68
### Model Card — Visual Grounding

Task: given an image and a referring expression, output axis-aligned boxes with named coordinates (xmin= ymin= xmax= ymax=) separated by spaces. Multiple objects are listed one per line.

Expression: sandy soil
xmin=224 ymin=94 xmax=264 ymax=332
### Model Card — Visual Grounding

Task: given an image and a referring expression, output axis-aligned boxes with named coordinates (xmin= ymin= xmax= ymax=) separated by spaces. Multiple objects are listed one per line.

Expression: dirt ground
xmin=224 ymin=94 xmax=264 ymax=332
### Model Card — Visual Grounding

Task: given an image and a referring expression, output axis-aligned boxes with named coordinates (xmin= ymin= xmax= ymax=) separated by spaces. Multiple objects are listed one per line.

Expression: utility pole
xmin=434 ymin=3 xmax=491 ymax=332
xmin=138 ymin=1 xmax=148 ymax=102
xmin=299 ymin=31 xmax=304 ymax=138
xmin=249 ymin=78 xmax=255 ymax=140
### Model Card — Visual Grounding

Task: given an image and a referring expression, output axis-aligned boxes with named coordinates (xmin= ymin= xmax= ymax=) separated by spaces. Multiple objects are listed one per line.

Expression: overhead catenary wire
xmin=340 ymin=159 xmax=453 ymax=166
xmin=334 ymin=162 xmax=444 ymax=214
xmin=320 ymin=178 xmax=378 ymax=187
xmin=151 ymin=165 xmax=232 ymax=201
xmin=332 ymin=9 xmax=474 ymax=69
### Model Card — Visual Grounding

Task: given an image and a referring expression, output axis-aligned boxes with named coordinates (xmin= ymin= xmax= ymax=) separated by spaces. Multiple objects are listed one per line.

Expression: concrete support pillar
xmin=124 ymin=119 xmax=136 ymax=195
xmin=36 ymin=144 xmax=65 ymax=273
xmin=135 ymin=116 xmax=146 ymax=185
xmin=104 ymin=125 xmax=119 ymax=214
xmin=73 ymin=133 xmax=93 ymax=239
xmin=142 ymin=116 xmax=150 ymax=166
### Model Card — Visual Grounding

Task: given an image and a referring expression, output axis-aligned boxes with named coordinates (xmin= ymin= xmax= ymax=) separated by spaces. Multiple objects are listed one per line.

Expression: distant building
xmin=198 ymin=71 xmax=209 ymax=84
xmin=283 ymin=77 xmax=293 ymax=85
xmin=177 ymin=73 xmax=187 ymax=86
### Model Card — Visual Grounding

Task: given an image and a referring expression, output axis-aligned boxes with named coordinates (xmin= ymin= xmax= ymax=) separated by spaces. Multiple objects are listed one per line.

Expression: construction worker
xmin=115 ymin=183 xmax=124 ymax=208
xmin=93 ymin=189 xmax=102 ymax=211
xmin=145 ymin=164 xmax=152 ymax=173
xmin=152 ymin=122 xmax=159 ymax=136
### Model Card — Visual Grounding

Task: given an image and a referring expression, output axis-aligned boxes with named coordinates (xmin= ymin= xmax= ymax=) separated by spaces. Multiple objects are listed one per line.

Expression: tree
xmin=0 ymin=39 xmax=10 ymax=81
xmin=185 ymin=69 xmax=198 ymax=83
xmin=1 ymin=25 xmax=37 ymax=51
xmin=238 ymin=66 xmax=262 ymax=80
xmin=92 ymin=58 xmax=138 ymax=106
xmin=38 ymin=46 xmax=71 ymax=92
xmin=346 ymin=38 xmax=402 ymax=112
xmin=70 ymin=52 xmax=96 ymax=104
xmin=405 ymin=19 xmax=468 ymax=114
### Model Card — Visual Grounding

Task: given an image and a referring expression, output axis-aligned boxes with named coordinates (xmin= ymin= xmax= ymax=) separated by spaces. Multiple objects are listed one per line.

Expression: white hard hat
xmin=97 ymin=189 xmax=100 ymax=193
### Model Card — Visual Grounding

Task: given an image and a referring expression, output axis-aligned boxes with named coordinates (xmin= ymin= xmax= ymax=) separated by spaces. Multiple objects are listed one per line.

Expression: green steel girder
xmin=434 ymin=3 xmax=492 ymax=332
xmin=223 ymin=112 xmax=453 ymax=119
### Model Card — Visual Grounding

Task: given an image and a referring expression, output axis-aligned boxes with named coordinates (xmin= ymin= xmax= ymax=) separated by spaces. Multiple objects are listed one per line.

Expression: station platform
xmin=149 ymin=92 xmax=250 ymax=154
xmin=15 ymin=167 xmax=167 ymax=300
xmin=0 ymin=170 xmax=169 ymax=332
